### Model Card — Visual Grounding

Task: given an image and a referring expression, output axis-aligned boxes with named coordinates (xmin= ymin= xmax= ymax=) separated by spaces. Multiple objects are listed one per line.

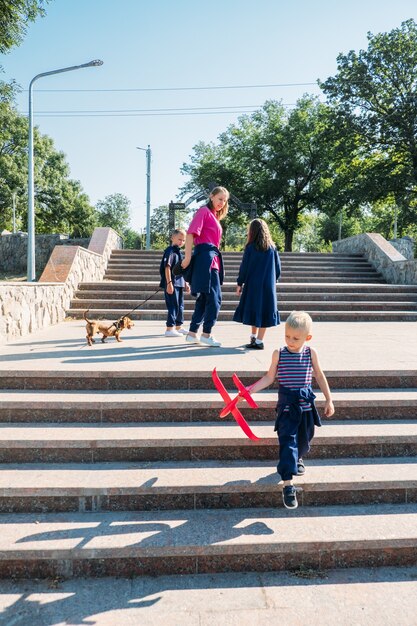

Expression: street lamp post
xmin=27 ymin=59 xmax=103 ymax=282
xmin=12 ymin=192 xmax=17 ymax=233
xmin=137 ymin=145 xmax=151 ymax=250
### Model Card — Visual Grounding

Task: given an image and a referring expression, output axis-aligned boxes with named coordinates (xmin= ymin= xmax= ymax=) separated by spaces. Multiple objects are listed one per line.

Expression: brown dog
xmin=84 ymin=310 xmax=134 ymax=346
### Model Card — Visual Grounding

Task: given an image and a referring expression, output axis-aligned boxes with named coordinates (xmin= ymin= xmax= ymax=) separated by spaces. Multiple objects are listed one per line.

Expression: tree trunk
xmin=284 ymin=229 xmax=294 ymax=252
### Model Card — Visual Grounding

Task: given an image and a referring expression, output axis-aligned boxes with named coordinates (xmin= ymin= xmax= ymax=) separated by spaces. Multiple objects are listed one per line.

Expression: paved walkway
xmin=1 ymin=319 xmax=417 ymax=374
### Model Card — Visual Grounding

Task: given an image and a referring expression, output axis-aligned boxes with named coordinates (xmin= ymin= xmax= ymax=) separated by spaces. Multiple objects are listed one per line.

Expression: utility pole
xmin=145 ymin=145 xmax=151 ymax=250
xmin=137 ymin=145 xmax=152 ymax=250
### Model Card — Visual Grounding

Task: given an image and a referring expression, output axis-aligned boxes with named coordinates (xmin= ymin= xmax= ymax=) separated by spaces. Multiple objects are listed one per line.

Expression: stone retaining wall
xmin=333 ymin=233 xmax=417 ymax=284
xmin=0 ymin=233 xmax=90 ymax=276
xmin=389 ymin=237 xmax=415 ymax=260
xmin=0 ymin=227 xmax=122 ymax=345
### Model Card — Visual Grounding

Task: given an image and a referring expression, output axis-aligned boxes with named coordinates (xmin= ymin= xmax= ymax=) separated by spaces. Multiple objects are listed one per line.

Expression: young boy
xmin=159 ymin=229 xmax=190 ymax=336
xmin=245 ymin=311 xmax=334 ymax=509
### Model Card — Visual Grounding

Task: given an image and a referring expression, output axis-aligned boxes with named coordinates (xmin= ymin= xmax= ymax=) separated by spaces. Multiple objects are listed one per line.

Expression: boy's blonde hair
xmin=286 ymin=310 xmax=313 ymax=334
xmin=171 ymin=228 xmax=186 ymax=239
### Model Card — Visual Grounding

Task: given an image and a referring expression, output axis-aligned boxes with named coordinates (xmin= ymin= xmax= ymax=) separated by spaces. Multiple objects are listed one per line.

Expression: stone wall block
xmin=332 ymin=233 xmax=417 ymax=285
xmin=0 ymin=227 xmax=121 ymax=345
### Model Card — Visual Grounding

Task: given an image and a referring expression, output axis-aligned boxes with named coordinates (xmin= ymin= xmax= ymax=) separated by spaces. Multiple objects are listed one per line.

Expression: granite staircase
xmin=67 ymin=250 xmax=417 ymax=322
xmin=0 ymin=367 xmax=416 ymax=578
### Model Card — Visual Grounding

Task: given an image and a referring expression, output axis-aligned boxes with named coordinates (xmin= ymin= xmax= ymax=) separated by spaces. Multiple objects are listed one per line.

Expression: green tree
xmin=95 ymin=193 xmax=131 ymax=235
xmin=182 ymin=97 xmax=334 ymax=251
xmin=0 ymin=95 xmax=97 ymax=235
xmin=320 ymin=18 xmax=417 ymax=234
xmin=123 ymin=227 xmax=142 ymax=250
xmin=150 ymin=204 xmax=191 ymax=250
xmin=0 ymin=0 xmax=49 ymax=54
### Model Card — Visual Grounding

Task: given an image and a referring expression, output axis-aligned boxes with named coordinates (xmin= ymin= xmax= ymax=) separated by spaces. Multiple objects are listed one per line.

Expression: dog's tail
xmin=83 ymin=310 xmax=92 ymax=324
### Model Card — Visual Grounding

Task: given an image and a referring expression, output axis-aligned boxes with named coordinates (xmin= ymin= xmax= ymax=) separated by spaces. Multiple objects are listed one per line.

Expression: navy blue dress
xmin=233 ymin=244 xmax=281 ymax=328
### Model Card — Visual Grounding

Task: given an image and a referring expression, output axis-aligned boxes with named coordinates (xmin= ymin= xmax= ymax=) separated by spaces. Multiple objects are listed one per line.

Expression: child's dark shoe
xmin=245 ymin=337 xmax=264 ymax=350
xmin=297 ymin=459 xmax=305 ymax=476
xmin=282 ymin=485 xmax=298 ymax=509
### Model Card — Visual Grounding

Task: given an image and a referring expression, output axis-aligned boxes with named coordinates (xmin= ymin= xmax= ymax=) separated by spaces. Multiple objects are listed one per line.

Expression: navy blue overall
xmin=274 ymin=385 xmax=322 ymax=481
xmin=183 ymin=243 xmax=224 ymax=335
xmin=159 ymin=245 xmax=185 ymax=328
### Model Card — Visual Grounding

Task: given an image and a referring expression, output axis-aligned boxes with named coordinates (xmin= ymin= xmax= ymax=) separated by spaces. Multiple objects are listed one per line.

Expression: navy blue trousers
xmin=189 ymin=269 xmax=222 ymax=334
xmin=276 ymin=409 xmax=315 ymax=481
xmin=164 ymin=287 xmax=184 ymax=327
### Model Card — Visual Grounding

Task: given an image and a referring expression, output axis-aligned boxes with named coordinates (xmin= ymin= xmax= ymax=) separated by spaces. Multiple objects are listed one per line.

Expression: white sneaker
xmin=185 ymin=334 xmax=201 ymax=344
xmin=175 ymin=328 xmax=189 ymax=335
xmin=200 ymin=335 xmax=222 ymax=347
xmin=165 ymin=330 xmax=182 ymax=337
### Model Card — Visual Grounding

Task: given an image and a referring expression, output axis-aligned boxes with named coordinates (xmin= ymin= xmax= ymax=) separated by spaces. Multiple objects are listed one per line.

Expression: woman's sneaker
xmin=185 ymin=334 xmax=201 ymax=344
xmin=282 ymin=485 xmax=298 ymax=509
xmin=297 ymin=459 xmax=305 ymax=476
xmin=165 ymin=329 xmax=182 ymax=337
xmin=200 ymin=335 xmax=222 ymax=347
xmin=175 ymin=328 xmax=189 ymax=335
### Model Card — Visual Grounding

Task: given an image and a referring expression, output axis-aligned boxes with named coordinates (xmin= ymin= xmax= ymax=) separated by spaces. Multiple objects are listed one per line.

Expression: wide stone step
xmin=77 ymin=281 xmax=417 ymax=293
xmin=106 ymin=261 xmax=376 ymax=270
xmin=111 ymin=250 xmax=363 ymax=258
xmin=1 ymin=389 xmax=417 ymax=422
xmin=67 ymin=308 xmax=417 ymax=321
xmin=2 ymin=568 xmax=417 ymax=623
xmin=104 ymin=271 xmax=384 ymax=281
xmin=71 ymin=299 xmax=417 ymax=312
xmin=0 ymin=503 xmax=416 ymax=578
xmin=1 ymin=372 xmax=416 ymax=391
xmin=73 ymin=290 xmax=417 ymax=302
xmin=0 ymin=421 xmax=416 ymax=462
xmin=0 ymin=457 xmax=416 ymax=513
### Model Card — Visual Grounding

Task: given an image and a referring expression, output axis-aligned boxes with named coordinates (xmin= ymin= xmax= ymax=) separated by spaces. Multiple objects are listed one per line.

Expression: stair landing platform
xmin=1 ymin=319 xmax=417 ymax=375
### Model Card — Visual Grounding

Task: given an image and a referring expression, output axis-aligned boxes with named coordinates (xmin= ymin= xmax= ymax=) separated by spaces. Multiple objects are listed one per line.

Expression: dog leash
xmin=116 ymin=287 xmax=162 ymax=320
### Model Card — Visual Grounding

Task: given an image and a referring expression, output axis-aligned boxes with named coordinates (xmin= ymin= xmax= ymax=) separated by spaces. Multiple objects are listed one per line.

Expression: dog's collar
xmin=110 ymin=317 xmax=125 ymax=330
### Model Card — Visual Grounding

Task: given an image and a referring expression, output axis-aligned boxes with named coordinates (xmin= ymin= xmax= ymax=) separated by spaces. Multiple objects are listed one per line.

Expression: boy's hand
xmin=166 ymin=283 xmax=174 ymax=295
xmin=324 ymin=399 xmax=335 ymax=417
xmin=185 ymin=282 xmax=190 ymax=294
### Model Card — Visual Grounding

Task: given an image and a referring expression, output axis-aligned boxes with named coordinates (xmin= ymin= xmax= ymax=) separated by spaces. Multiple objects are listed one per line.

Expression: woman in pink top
xmin=181 ymin=186 xmax=229 ymax=347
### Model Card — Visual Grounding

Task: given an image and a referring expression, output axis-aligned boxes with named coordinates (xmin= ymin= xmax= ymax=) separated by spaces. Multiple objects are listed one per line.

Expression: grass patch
xmin=290 ymin=566 xmax=328 ymax=580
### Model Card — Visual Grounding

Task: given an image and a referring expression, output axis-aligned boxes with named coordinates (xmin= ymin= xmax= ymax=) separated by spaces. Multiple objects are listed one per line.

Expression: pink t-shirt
xmin=187 ymin=206 xmax=222 ymax=271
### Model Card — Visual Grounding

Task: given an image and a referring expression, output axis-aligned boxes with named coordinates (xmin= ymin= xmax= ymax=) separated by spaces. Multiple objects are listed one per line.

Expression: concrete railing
xmin=0 ymin=227 xmax=122 ymax=345
xmin=333 ymin=233 xmax=417 ymax=284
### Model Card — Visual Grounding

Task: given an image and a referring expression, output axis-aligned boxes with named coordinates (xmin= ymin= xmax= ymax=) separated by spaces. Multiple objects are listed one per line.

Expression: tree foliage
xmin=0 ymin=93 xmax=97 ymax=235
xmin=95 ymin=193 xmax=131 ymax=235
xmin=0 ymin=0 xmax=49 ymax=54
xmin=150 ymin=204 xmax=192 ymax=250
xmin=320 ymin=18 xmax=417 ymax=233
xmin=182 ymin=97 xmax=333 ymax=250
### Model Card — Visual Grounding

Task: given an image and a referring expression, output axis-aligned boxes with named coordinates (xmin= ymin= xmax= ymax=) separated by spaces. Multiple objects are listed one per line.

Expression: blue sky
xmin=1 ymin=0 xmax=416 ymax=231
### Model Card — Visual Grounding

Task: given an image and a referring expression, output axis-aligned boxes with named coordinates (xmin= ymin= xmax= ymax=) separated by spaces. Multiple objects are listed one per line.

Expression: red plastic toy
xmin=212 ymin=368 xmax=259 ymax=441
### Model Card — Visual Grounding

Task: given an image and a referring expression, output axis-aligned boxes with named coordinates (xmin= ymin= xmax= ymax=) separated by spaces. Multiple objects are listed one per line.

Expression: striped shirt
xmin=277 ymin=346 xmax=313 ymax=411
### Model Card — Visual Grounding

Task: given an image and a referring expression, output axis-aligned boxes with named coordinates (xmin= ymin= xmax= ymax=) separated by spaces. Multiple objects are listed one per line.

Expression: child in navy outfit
xmin=159 ymin=229 xmax=190 ymax=337
xmin=233 ymin=219 xmax=281 ymax=350
xmin=243 ymin=311 xmax=334 ymax=509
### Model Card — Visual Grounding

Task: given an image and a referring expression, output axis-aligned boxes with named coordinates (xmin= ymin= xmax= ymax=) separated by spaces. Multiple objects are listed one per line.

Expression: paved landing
xmin=1 ymin=319 xmax=417 ymax=373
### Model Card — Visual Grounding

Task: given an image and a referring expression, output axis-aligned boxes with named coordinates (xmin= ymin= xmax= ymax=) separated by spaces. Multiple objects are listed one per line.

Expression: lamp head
xmin=87 ymin=59 xmax=104 ymax=66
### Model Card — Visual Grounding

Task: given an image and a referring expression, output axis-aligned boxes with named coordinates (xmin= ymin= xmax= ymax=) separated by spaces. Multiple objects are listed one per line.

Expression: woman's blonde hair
xmin=246 ymin=218 xmax=274 ymax=252
xmin=207 ymin=186 xmax=229 ymax=221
